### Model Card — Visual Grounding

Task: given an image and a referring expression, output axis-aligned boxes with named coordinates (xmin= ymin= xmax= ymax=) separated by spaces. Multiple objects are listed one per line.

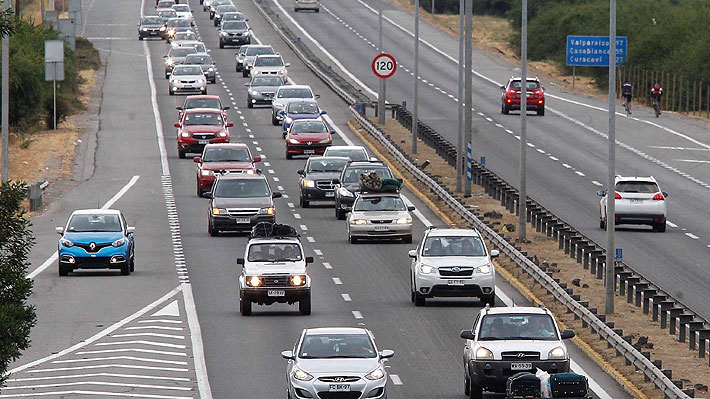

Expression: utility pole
xmin=377 ymin=0 xmax=386 ymax=125
xmin=1 ymin=0 xmax=9 ymax=182
xmin=463 ymin=0 xmax=472 ymax=196
xmin=412 ymin=0 xmax=419 ymax=154
xmin=455 ymin=0 xmax=464 ymax=192
xmin=517 ymin=0 xmax=528 ymax=242
xmin=431 ymin=0 xmax=434 ymax=14
xmin=605 ymin=0 xmax=617 ymax=315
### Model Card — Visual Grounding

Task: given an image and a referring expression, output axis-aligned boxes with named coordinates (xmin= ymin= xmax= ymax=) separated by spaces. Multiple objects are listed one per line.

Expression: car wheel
xmin=537 ymin=106 xmax=545 ymax=116
xmin=58 ymin=264 xmax=70 ymax=277
xmin=165 ymin=72 xmax=169 ymax=79
xmin=410 ymin=277 xmax=416 ymax=303
xmin=210 ymin=78 xmax=216 ymax=84
xmin=653 ymin=222 xmax=666 ymax=232
xmin=294 ymin=8 xmax=298 ymax=12
xmin=599 ymin=218 xmax=606 ymax=229
xmin=299 ymin=294 xmax=311 ymax=315
xmin=240 ymin=296 xmax=252 ymax=316
xmin=129 ymin=257 xmax=135 ymax=272
xmin=236 ymin=64 xmax=242 ymax=72
xmin=271 ymin=112 xmax=279 ymax=125
xmin=242 ymin=69 xmax=249 ymax=78
xmin=209 ymin=221 xmax=219 ymax=237
xmin=247 ymin=100 xmax=253 ymax=108
xmin=286 ymin=150 xmax=293 ymax=160
xmin=139 ymin=36 xmax=144 ymax=41
xmin=481 ymin=293 xmax=496 ymax=306
xmin=464 ymin=375 xmax=470 ymax=396
xmin=300 ymin=195 xmax=309 ymax=208
xmin=468 ymin=377 xmax=483 ymax=399
xmin=403 ymin=234 xmax=412 ymax=244
xmin=414 ymin=291 xmax=426 ymax=307
xmin=197 ymin=183 xmax=203 ymax=197
xmin=201 ymin=88 xmax=207 ymax=95
xmin=502 ymin=103 xmax=509 ymax=115
xmin=120 ymin=261 xmax=130 ymax=276
xmin=315 ymin=8 xmax=319 ymax=12
xmin=178 ymin=150 xmax=186 ymax=159
xmin=214 ymin=19 xmax=218 ymax=26
xmin=219 ymin=40 xmax=224 ymax=49
xmin=349 ymin=234 xmax=359 ymax=244
xmin=169 ymin=88 xmax=174 ymax=96
xmin=336 ymin=208 xmax=345 ymax=220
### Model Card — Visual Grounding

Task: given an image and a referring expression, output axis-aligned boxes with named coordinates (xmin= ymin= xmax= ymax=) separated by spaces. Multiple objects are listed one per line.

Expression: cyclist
xmin=621 ymin=80 xmax=633 ymax=114
xmin=650 ymin=83 xmax=664 ymax=115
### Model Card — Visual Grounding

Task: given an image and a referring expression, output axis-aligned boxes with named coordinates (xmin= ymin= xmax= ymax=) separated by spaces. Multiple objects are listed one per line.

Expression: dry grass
xmin=352 ymin=116 xmax=710 ymax=398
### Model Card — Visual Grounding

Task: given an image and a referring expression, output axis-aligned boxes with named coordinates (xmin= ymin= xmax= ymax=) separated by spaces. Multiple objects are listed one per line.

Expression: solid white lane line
xmin=0 ymin=390 xmax=193 ymax=398
xmin=138 ymin=319 xmax=182 ymax=324
xmin=125 ymin=326 xmax=183 ymax=331
xmin=29 ymin=364 xmax=189 ymax=374
xmin=1 ymin=381 xmax=192 ymax=391
xmin=110 ymin=333 xmax=184 ymax=340
xmin=95 ymin=340 xmax=185 ymax=349
xmin=323 ymin=114 xmax=354 ymax=146
xmin=7 ymin=373 xmax=191 ymax=383
xmin=77 ymin=348 xmax=186 ymax=357
xmin=51 ymin=356 xmax=186 ymax=366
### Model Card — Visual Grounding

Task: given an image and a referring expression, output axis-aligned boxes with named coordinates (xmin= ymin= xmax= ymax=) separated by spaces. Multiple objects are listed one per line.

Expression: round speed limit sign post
xmin=372 ymin=53 xmax=397 ymax=79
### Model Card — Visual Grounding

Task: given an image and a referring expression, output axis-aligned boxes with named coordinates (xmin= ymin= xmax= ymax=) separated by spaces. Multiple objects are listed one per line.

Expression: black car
xmin=332 ymin=160 xmax=394 ymax=220
xmin=213 ymin=4 xmax=237 ymax=25
xmin=297 ymin=156 xmax=349 ymax=208
xmin=219 ymin=20 xmax=251 ymax=48
xmin=138 ymin=16 xmax=166 ymax=40
xmin=245 ymin=75 xmax=284 ymax=108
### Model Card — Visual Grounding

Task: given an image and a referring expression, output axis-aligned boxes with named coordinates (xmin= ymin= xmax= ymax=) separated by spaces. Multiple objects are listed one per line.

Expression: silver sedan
xmin=282 ymin=327 xmax=393 ymax=399
xmin=346 ymin=193 xmax=414 ymax=243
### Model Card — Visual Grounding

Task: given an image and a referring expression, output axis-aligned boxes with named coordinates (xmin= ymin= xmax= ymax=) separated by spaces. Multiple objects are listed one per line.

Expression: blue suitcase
xmin=550 ymin=372 xmax=588 ymax=398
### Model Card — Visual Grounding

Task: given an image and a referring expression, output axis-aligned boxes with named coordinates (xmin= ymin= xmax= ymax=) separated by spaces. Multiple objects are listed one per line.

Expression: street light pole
xmin=517 ymin=0 xmax=528 ymax=242
xmin=377 ymin=0 xmax=386 ymax=125
xmin=455 ymin=0 xmax=464 ymax=192
xmin=605 ymin=0 xmax=617 ymax=315
xmin=463 ymin=0 xmax=472 ymax=196
xmin=412 ymin=0 xmax=419 ymax=154
xmin=1 ymin=0 xmax=9 ymax=182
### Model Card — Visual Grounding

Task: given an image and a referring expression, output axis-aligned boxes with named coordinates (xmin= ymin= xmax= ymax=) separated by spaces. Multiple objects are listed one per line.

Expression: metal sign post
xmin=518 ymin=0 xmax=528 ymax=242
xmin=606 ymin=1 xmax=618 ymax=316
xmin=377 ymin=0 xmax=385 ymax=125
xmin=45 ymin=40 xmax=65 ymax=131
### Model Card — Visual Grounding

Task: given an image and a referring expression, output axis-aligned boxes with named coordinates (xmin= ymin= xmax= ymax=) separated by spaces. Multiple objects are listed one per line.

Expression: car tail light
xmin=506 ymin=98 xmax=512 ymax=103
xmin=538 ymin=100 xmax=543 ymax=104
xmin=614 ymin=192 xmax=622 ymax=200
xmin=653 ymin=193 xmax=665 ymax=201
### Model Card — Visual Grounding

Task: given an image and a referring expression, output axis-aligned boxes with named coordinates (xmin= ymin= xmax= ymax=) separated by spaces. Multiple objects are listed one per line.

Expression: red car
xmin=175 ymin=109 xmax=233 ymax=159
xmin=500 ymin=77 xmax=545 ymax=116
xmin=284 ymin=119 xmax=332 ymax=159
xmin=193 ymin=143 xmax=261 ymax=196
xmin=176 ymin=95 xmax=229 ymax=120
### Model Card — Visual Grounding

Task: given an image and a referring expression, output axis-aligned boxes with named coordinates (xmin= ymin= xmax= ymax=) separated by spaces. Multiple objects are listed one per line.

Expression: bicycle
xmin=622 ymin=95 xmax=631 ymax=116
xmin=652 ymin=98 xmax=661 ymax=118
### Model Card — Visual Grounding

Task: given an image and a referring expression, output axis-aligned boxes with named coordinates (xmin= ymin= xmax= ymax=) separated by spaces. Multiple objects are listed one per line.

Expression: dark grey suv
xmin=297 ymin=156 xmax=349 ymax=208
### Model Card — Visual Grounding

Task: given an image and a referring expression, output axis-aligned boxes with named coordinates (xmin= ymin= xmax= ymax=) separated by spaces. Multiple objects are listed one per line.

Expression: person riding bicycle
xmin=650 ymin=83 xmax=664 ymax=114
xmin=621 ymin=80 xmax=633 ymax=114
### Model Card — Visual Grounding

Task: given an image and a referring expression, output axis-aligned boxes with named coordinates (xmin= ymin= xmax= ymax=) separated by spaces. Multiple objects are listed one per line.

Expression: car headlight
xmin=302 ymin=180 xmax=315 ymax=188
xmin=548 ymin=346 xmax=567 ymax=360
xmin=215 ymin=14 xmax=221 ymax=18
xmin=290 ymin=275 xmax=306 ymax=286
xmin=319 ymin=137 xmax=331 ymax=144
xmin=419 ymin=264 xmax=435 ymax=274
xmin=243 ymin=31 xmax=250 ymax=36
xmin=475 ymin=347 xmax=494 ymax=360
xmin=365 ymin=366 xmax=385 ymax=380
xmin=160 ymin=26 xmax=167 ymax=31
xmin=201 ymin=170 xmax=214 ymax=176
xmin=141 ymin=27 xmax=148 ymax=31
xmin=293 ymin=367 xmax=313 ymax=381
xmin=338 ymin=187 xmax=354 ymax=197
xmin=165 ymin=58 xmax=174 ymax=65
xmin=273 ymin=102 xmax=284 ymax=108
xmin=249 ymin=89 xmax=259 ymax=96
xmin=112 ymin=237 xmax=127 ymax=247
xmin=475 ymin=264 xmax=493 ymax=274
xmin=218 ymin=130 xmax=228 ymax=137
xmin=180 ymin=131 xmax=190 ymax=138
xmin=245 ymin=275 xmax=262 ymax=287
xmin=220 ymin=31 xmax=228 ymax=36
xmin=258 ymin=207 xmax=275 ymax=215
xmin=59 ymin=238 xmax=74 ymax=247
xmin=208 ymin=67 xmax=214 ymax=72
xmin=284 ymin=117 xmax=293 ymax=124
xmin=288 ymin=138 xmax=300 ymax=144
xmin=396 ymin=216 xmax=412 ymax=224
xmin=350 ymin=219 xmax=366 ymax=225
xmin=279 ymin=69 xmax=286 ymax=75
xmin=212 ymin=207 xmax=226 ymax=215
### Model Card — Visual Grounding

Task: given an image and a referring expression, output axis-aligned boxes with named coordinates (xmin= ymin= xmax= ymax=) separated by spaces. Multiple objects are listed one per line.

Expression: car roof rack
xmin=346 ymin=159 xmax=386 ymax=165
xmin=426 ymin=224 xmax=476 ymax=230
xmin=249 ymin=222 xmax=300 ymax=239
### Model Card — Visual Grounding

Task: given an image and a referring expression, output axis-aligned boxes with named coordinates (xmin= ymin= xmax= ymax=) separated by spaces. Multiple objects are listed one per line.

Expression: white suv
xmin=597 ymin=175 xmax=668 ymax=232
xmin=460 ymin=306 xmax=575 ymax=398
xmin=408 ymin=227 xmax=498 ymax=307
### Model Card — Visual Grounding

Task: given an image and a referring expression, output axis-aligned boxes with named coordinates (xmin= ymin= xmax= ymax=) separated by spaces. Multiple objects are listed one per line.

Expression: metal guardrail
xmin=251 ymin=0 xmax=695 ymax=396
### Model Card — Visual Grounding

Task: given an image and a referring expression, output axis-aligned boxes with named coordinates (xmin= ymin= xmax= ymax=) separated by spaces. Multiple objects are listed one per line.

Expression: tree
xmin=0 ymin=181 xmax=36 ymax=386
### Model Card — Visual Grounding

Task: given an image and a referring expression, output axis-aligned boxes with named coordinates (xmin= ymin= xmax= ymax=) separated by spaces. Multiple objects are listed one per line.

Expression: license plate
xmin=328 ymin=384 xmax=350 ymax=392
xmin=630 ymin=199 xmax=644 ymax=203
xmin=510 ymin=362 xmax=533 ymax=370
xmin=236 ymin=217 xmax=250 ymax=224
xmin=198 ymin=140 xmax=209 ymax=144
xmin=150 ymin=32 xmax=158 ymax=35
xmin=325 ymin=192 xmax=335 ymax=197
xmin=447 ymin=279 xmax=465 ymax=286
xmin=374 ymin=226 xmax=389 ymax=231
xmin=303 ymin=149 xmax=315 ymax=154
xmin=267 ymin=290 xmax=285 ymax=297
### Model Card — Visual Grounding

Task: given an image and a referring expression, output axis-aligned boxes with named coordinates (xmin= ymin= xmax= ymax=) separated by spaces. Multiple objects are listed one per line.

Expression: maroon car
xmin=284 ymin=119 xmax=332 ymax=160
xmin=194 ymin=143 xmax=261 ymax=196
xmin=176 ymin=108 xmax=232 ymax=159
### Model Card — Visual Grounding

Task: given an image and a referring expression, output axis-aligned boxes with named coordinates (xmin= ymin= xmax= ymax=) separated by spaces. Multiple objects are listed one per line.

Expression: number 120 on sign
xmin=372 ymin=53 xmax=397 ymax=79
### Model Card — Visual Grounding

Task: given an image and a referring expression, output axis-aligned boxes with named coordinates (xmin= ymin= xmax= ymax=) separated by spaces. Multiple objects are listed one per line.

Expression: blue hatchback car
xmin=280 ymin=100 xmax=326 ymax=136
xmin=56 ymin=209 xmax=136 ymax=276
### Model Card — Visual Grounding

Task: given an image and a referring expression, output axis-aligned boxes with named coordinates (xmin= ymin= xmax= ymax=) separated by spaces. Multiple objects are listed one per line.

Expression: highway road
xmin=271 ymin=0 xmax=710 ymax=319
xmin=6 ymin=0 xmax=634 ymax=397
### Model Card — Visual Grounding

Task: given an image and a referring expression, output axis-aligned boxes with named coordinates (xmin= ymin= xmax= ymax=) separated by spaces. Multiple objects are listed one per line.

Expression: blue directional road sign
xmin=566 ymin=36 xmax=627 ymax=67
xmin=615 ymin=248 xmax=623 ymax=263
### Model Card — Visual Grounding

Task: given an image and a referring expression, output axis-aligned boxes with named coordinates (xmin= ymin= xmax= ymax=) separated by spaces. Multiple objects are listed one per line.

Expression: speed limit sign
xmin=372 ymin=53 xmax=397 ymax=79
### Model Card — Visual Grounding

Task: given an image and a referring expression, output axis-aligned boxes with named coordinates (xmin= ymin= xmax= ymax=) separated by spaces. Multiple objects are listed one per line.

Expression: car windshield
xmin=342 ymin=167 xmax=392 ymax=183
xmin=203 ymin=147 xmax=250 ymax=162
xmin=214 ymin=179 xmax=270 ymax=198
xmin=354 ymin=196 xmax=406 ymax=211
xmin=173 ymin=66 xmax=203 ymax=76
xmin=255 ymin=57 xmax=284 ymax=67
xmin=213 ymin=0 xmax=230 ymax=6
xmin=278 ymin=88 xmax=312 ymax=98
xmin=185 ymin=98 xmax=221 ymax=109
xmin=174 ymin=32 xmax=197 ymax=41
xmin=170 ymin=47 xmax=196 ymax=57
xmin=307 ymin=158 xmax=347 ymax=173
xmin=291 ymin=121 xmax=327 ymax=134
xmin=287 ymin=102 xmax=319 ymax=114
xmin=251 ymin=76 xmax=282 ymax=86
xmin=172 ymin=5 xmax=189 ymax=11
xmin=422 ymin=235 xmax=486 ymax=257
xmin=299 ymin=334 xmax=376 ymax=359
xmin=479 ymin=314 xmax=558 ymax=341
xmin=247 ymin=243 xmax=302 ymax=262
xmin=184 ymin=112 xmax=222 ymax=125
xmin=615 ymin=181 xmax=659 ymax=193
xmin=142 ymin=16 xmax=163 ymax=24
xmin=168 ymin=19 xmax=191 ymax=27
xmin=223 ymin=12 xmax=244 ymax=21
xmin=247 ymin=47 xmax=274 ymax=56
xmin=325 ymin=148 xmax=368 ymax=161
xmin=67 ymin=213 xmax=122 ymax=233
xmin=222 ymin=21 xmax=247 ymax=30
xmin=185 ymin=55 xmax=212 ymax=65
xmin=157 ymin=1 xmax=174 ymax=8
xmin=159 ymin=10 xmax=177 ymax=17
xmin=510 ymin=80 xmax=540 ymax=90
xmin=217 ymin=5 xmax=236 ymax=12
xmin=184 ymin=43 xmax=206 ymax=53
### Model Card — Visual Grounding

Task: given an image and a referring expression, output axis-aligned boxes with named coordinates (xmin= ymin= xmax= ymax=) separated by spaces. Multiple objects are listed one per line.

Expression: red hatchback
xmin=176 ymin=109 xmax=233 ymax=158
xmin=284 ymin=119 xmax=332 ymax=159
xmin=193 ymin=143 xmax=261 ymax=196
xmin=500 ymin=77 xmax=545 ymax=116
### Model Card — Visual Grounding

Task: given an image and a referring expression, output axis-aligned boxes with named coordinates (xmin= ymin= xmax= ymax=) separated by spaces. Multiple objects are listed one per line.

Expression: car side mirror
xmin=305 ymin=256 xmax=314 ymax=264
xmin=245 ymin=18 xmax=249 ymax=21
xmin=297 ymin=169 xmax=304 ymax=175
xmin=320 ymin=110 xmax=327 ymax=115
xmin=203 ymin=192 xmax=212 ymax=198
xmin=662 ymin=191 xmax=668 ymax=198
xmin=126 ymin=227 xmax=136 ymax=234
xmin=226 ymin=122 xmax=234 ymax=127
xmin=252 ymin=156 xmax=261 ymax=162
xmin=379 ymin=349 xmax=394 ymax=359
xmin=193 ymin=157 xmax=201 ymax=163
xmin=460 ymin=330 xmax=475 ymax=340
xmin=285 ymin=62 xmax=291 ymax=67
xmin=176 ymin=106 xmax=183 ymax=110
xmin=174 ymin=122 xmax=181 ymax=128
xmin=490 ymin=249 xmax=499 ymax=258
xmin=560 ymin=329 xmax=575 ymax=340
xmin=223 ymin=106 xmax=230 ymax=110
xmin=281 ymin=350 xmax=295 ymax=360
xmin=500 ymin=85 xmax=505 ymax=90
xmin=244 ymin=82 xmax=250 ymax=86
xmin=272 ymin=192 xmax=282 ymax=198
xmin=331 ymin=178 xmax=340 ymax=185
xmin=407 ymin=206 xmax=415 ymax=211
xmin=596 ymin=190 xmax=606 ymax=197
xmin=408 ymin=250 xmax=417 ymax=258
xmin=279 ymin=110 xmax=285 ymax=116
xmin=343 ymin=206 xmax=352 ymax=213
xmin=236 ymin=258 xmax=244 ymax=265
xmin=55 ymin=226 xmax=64 ymax=235
xmin=314 ymin=94 xmax=320 ymax=99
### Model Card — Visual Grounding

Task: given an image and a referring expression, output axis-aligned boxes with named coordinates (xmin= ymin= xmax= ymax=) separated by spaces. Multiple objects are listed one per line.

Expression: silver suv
xmin=409 ymin=227 xmax=498 ymax=306
xmin=237 ymin=224 xmax=313 ymax=316
xmin=597 ymin=175 xmax=668 ymax=232
xmin=459 ymin=306 xmax=575 ymax=398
